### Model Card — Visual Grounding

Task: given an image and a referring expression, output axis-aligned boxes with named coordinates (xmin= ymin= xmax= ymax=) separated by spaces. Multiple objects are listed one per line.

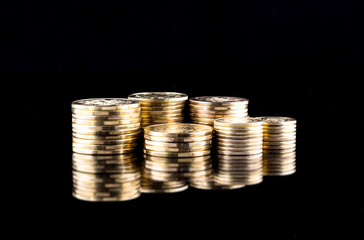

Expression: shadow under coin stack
xmin=214 ymin=118 xmax=264 ymax=186
xmin=71 ymin=98 xmax=142 ymax=202
xmin=143 ymin=123 xmax=214 ymax=189
xmin=256 ymin=117 xmax=297 ymax=176
xmin=189 ymin=96 xmax=249 ymax=126
xmin=128 ymin=92 xmax=188 ymax=129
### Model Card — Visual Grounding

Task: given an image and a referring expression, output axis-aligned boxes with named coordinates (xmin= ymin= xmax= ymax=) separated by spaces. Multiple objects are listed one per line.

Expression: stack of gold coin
xmin=189 ymin=96 xmax=249 ymax=126
xmin=214 ymin=118 xmax=264 ymax=185
xmin=128 ymin=92 xmax=187 ymax=128
xmin=143 ymin=123 xmax=213 ymax=182
xmin=190 ymin=172 xmax=245 ymax=190
xmin=72 ymin=154 xmax=141 ymax=201
xmin=71 ymin=98 xmax=142 ymax=201
xmin=72 ymin=98 xmax=141 ymax=155
xmin=255 ymin=117 xmax=296 ymax=176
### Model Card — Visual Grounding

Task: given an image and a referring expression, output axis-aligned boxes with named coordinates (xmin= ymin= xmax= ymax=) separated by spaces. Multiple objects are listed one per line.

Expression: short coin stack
xmin=214 ymin=118 xmax=264 ymax=185
xmin=128 ymin=92 xmax=188 ymax=128
xmin=143 ymin=123 xmax=214 ymax=182
xmin=255 ymin=117 xmax=297 ymax=176
xmin=71 ymin=98 xmax=142 ymax=201
xmin=189 ymin=96 xmax=249 ymax=126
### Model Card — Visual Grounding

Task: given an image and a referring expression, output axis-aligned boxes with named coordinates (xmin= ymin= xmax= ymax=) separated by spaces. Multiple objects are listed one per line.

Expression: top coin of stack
xmin=128 ymin=92 xmax=188 ymax=128
xmin=189 ymin=96 xmax=249 ymax=126
xmin=255 ymin=116 xmax=297 ymax=176
xmin=72 ymin=98 xmax=141 ymax=155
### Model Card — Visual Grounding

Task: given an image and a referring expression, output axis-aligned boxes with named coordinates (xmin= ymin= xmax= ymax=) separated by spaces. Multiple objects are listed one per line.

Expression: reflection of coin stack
xmin=214 ymin=118 xmax=264 ymax=185
xmin=190 ymin=172 xmax=245 ymax=190
xmin=143 ymin=123 xmax=213 ymax=183
xmin=71 ymin=98 xmax=142 ymax=201
xmin=189 ymin=96 xmax=249 ymax=126
xmin=256 ymin=117 xmax=296 ymax=176
xmin=128 ymin=92 xmax=188 ymax=129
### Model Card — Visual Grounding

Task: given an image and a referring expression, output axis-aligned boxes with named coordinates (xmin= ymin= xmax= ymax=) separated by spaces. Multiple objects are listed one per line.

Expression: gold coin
xmin=263 ymin=136 xmax=296 ymax=142
xmin=73 ymin=142 xmax=137 ymax=150
xmin=263 ymin=129 xmax=296 ymax=134
xmin=73 ymin=148 xmax=135 ymax=155
xmin=263 ymin=140 xmax=295 ymax=146
xmin=144 ymin=123 xmax=213 ymax=137
xmin=144 ymin=149 xmax=211 ymax=157
xmin=144 ymin=144 xmax=211 ymax=153
xmin=190 ymin=112 xmax=247 ymax=118
xmin=263 ymin=144 xmax=296 ymax=150
xmin=217 ymin=149 xmax=262 ymax=155
xmin=144 ymin=140 xmax=211 ymax=147
xmin=215 ymin=177 xmax=263 ymax=186
xmin=141 ymin=185 xmax=188 ymax=193
xmin=141 ymin=117 xmax=184 ymax=123
xmin=72 ymin=114 xmax=141 ymax=121
xmin=144 ymin=168 xmax=212 ymax=178
xmin=189 ymin=104 xmax=248 ymax=111
xmin=72 ymin=164 xmax=136 ymax=174
xmin=216 ymin=133 xmax=263 ymax=140
xmin=145 ymin=164 xmax=212 ymax=172
xmin=72 ymin=137 xmax=139 ymax=145
xmin=214 ymin=125 xmax=262 ymax=131
xmin=72 ymin=131 xmax=140 ymax=140
xmin=73 ymin=179 xmax=140 ymax=187
xmin=72 ymin=98 xmax=140 ymax=111
xmin=72 ymin=152 xmax=136 ymax=160
xmin=73 ymin=191 xmax=141 ymax=202
xmin=72 ymin=127 xmax=140 ymax=135
xmin=189 ymin=109 xmax=248 ymax=115
xmin=144 ymin=159 xmax=211 ymax=168
xmin=217 ymin=153 xmax=263 ymax=160
xmin=73 ymin=170 xmax=140 ymax=179
xmin=144 ymin=154 xmax=211 ymax=163
xmin=72 ymin=123 xmax=140 ymax=131
xmin=144 ymin=134 xmax=212 ymax=143
xmin=263 ymin=158 xmax=296 ymax=164
xmin=190 ymin=117 xmax=216 ymax=122
xmin=72 ymin=108 xmax=140 ymax=116
xmin=255 ymin=116 xmax=297 ymax=126
xmin=139 ymin=101 xmax=186 ymax=107
xmin=217 ymin=138 xmax=262 ymax=144
xmin=189 ymin=96 xmax=248 ymax=106
xmin=263 ymin=151 xmax=296 ymax=158
xmin=263 ymin=169 xmax=296 ymax=176
xmin=263 ymin=148 xmax=295 ymax=154
xmin=215 ymin=129 xmax=263 ymax=136
xmin=214 ymin=117 xmax=263 ymax=128
xmin=217 ymin=141 xmax=262 ymax=148
xmin=140 ymin=105 xmax=185 ymax=111
xmin=73 ymin=179 xmax=140 ymax=190
xmin=140 ymin=109 xmax=184 ymax=115
xmin=72 ymin=118 xmax=140 ymax=126
xmin=128 ymin=92 xmax=188 ymax=102
xmin=217 ymin=145 xmax=262 ymax=151
xmin=73 ymin=187 xmax=140 ymax=198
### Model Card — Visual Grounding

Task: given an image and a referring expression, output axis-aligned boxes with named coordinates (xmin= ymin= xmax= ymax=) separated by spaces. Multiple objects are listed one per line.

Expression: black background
xmin=1 ymin=0 xmax=363 ymax=237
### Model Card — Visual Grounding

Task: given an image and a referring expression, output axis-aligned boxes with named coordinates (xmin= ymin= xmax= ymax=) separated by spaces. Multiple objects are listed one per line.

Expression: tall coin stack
xmin=71 ymin=98 xmax=142 ymax=201
xmin=214 ymin=118 xmax=264 ymax=185
xmin=143 ymin=123 xmax=214 ymax=183
xmin=128 ymin=92 xmax=188 ymax=129
xmin=189 ymin=96 xmax=249 ymax=126
xmin=255 ymin=117 xmax=297 ymax=176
